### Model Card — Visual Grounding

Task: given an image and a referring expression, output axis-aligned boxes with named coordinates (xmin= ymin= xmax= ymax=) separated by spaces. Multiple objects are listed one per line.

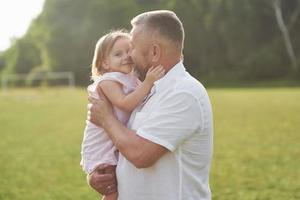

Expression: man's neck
xmin=161 ymin=57 xmax=181 ymax=73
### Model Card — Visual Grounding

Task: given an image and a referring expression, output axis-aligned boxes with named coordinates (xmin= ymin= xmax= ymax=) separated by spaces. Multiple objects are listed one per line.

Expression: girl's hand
xmin=144 ymin=65 xmax=165 ymax=84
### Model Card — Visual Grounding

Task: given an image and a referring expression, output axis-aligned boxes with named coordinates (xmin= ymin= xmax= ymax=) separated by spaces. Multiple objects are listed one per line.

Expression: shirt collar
xmin=152 ymin=61 xmax=185 ymax=92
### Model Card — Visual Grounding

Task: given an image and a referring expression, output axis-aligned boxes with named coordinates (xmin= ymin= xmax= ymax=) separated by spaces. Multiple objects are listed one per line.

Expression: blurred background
xmin=1 ymin=0 xmax=300 ymax=87
xmin=0 ymin=0 xmax=299 ymax=200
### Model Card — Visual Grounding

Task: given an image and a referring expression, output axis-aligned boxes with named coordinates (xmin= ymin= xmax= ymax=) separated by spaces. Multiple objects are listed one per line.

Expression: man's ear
xmin=151 ymin=44 xmax=161 ymax=62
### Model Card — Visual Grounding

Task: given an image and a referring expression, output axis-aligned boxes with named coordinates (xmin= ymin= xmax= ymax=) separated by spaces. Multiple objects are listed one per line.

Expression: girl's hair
xmin=91 ymin=30 xmax=130 ymax=81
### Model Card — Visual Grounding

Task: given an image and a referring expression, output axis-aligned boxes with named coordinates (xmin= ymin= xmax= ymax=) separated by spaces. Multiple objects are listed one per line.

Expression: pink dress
xmin=80 ymin=72 xmax=140 ymax=174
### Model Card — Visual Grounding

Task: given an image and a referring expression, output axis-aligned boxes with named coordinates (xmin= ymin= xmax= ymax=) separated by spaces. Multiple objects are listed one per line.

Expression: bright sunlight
xmin=0 ymin=0 xmax=45 ymax=51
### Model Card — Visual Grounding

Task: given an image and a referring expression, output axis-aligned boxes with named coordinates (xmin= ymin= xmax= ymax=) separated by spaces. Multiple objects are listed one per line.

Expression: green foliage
xmin=1 ymin=0 xmax=300 ymax=85
xmin=0 ymin=53 xmax=5 ymax=72
xmin=0 ymin=87 xmax=299 ymax=199
xmin=1 ymin=37 xmax=42 ymax=75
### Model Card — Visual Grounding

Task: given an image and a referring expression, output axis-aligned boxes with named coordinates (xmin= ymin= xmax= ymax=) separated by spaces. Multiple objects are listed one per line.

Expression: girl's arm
xmin=100 ymin=66 xmax=165 ymax=112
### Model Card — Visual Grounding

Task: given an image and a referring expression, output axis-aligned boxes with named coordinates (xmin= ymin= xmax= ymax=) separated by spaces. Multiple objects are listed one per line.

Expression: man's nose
xmin=126 ymin=55 xmax=133 ymax=63
xmin=124 ymin=52 xmax=130 ymax=60
xmin=126 ymin=50 xmax=132 ymax=59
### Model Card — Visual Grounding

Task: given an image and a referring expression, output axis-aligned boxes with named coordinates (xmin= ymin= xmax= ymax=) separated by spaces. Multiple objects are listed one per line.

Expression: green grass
xmin=0 ymin=88 xmax=99 ymax=200
xmin=0 ymin=87 xmax=299 ymax=200
xmin=209 ymin=88 xmax=300 ymax=200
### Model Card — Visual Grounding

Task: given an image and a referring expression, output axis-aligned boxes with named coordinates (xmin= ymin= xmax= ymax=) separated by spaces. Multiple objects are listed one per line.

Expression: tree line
xmin=0 ymin=0 xmax=299 ymax=86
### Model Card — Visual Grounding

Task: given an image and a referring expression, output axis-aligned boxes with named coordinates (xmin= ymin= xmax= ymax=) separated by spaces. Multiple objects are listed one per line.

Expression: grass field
xmin=0 ymin=87 xmax=299 ymax=200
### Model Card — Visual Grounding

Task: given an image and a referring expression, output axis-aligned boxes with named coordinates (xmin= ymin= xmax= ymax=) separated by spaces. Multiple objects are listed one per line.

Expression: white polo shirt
xmin=116 ymin=61 xmax=213 ymax=200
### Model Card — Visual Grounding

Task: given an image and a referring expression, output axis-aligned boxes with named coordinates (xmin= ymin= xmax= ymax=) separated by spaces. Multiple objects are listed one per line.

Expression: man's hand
xmin=88 ymin=164 xmax=117 ymax=195
xmin=88 ymin=86 xmax=113 ymax=127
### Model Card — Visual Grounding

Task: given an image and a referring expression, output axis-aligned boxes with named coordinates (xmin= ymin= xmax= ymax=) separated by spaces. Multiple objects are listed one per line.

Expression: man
xmin=88 ymin=10 xmax=213 ymax=200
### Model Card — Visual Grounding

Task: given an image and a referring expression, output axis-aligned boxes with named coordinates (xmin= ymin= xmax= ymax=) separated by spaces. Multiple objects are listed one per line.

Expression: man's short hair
xmin=131 ymin=10 xmax=184 ymax=51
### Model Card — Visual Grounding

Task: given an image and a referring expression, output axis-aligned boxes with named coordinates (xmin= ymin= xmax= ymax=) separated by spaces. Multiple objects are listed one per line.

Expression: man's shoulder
xmin=172 ymin=73 xmax=207 ymax=98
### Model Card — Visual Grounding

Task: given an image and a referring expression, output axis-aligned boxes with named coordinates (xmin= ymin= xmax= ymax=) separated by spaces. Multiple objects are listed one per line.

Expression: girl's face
xmin=103 ymin=37 xmax=133 ymax=74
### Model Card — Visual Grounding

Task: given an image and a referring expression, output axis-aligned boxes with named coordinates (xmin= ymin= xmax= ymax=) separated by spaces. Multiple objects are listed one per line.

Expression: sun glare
xmin=0 ymin=0 xmax=45 ymax=51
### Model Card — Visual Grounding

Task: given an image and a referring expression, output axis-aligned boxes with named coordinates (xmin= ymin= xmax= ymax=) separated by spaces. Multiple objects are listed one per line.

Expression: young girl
xmin=80 ymin=30 xmax=164 ymax=200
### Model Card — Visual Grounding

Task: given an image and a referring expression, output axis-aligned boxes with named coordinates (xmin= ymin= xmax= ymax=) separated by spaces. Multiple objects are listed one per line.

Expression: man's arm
xmin=89 ymin=89 xmax=169 ymax=169
xmin=103 ymin=113 xmax=168 ymax=168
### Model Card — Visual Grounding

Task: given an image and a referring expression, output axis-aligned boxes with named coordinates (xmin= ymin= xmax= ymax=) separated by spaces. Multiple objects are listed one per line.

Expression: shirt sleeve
xmin=136 ymin=92 xmax=203 ymax=152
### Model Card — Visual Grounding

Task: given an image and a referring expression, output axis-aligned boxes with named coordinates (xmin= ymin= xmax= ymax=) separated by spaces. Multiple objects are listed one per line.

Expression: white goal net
xmin=1 ymin=71 xmax=75 ymax=92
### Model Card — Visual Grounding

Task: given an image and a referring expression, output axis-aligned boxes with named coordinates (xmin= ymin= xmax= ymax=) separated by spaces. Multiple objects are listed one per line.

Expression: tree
xmin=272 ymin=0 xmax=298 ymax=72
xmin=1 ymin=0 xmax=300 ymax=85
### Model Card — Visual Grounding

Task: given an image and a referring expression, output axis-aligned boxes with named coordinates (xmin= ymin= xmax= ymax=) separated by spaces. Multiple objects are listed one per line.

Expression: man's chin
xmin=132 ymin=61 xmax=150 ymax=81
xmin=133 ymin=68 xmax=146 ymax=81
xmin=133 ymin=69 xmax=142 ymax=80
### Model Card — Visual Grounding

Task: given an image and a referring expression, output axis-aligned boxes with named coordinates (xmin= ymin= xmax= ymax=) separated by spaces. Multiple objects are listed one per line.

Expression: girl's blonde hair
xmin=91 ymin=30 xmax=130 ymax=81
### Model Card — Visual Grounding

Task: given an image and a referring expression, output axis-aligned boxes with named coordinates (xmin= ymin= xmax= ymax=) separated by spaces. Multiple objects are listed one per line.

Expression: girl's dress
xmin=80 ymin=72 xmax=140 ymax=174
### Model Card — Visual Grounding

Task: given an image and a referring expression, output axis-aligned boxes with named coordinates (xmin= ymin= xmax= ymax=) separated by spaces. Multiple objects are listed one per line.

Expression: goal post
xmin=1 ymin=71 xmax=75 ymax=92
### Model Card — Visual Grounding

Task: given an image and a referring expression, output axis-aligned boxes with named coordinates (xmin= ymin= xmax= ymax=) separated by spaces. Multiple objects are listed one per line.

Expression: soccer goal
xmin=1 ymin=71 xmax=75 ymax=92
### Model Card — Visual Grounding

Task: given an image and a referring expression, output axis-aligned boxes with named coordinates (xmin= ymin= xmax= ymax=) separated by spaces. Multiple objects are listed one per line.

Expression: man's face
xmin=129 ymin=26 xmax=152 ymax=81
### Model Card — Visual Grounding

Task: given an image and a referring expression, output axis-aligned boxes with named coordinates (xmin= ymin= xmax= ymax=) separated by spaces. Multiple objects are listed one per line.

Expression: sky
xmin=0 ymin=0 xmax=45 ymax=51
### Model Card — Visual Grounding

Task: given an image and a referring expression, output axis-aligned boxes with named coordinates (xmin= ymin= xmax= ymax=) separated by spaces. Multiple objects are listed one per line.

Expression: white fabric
xmin=117 ymin=61 xmax=213 ymax=200
xmin=80 ymin=72 xmax=139 ymax=174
